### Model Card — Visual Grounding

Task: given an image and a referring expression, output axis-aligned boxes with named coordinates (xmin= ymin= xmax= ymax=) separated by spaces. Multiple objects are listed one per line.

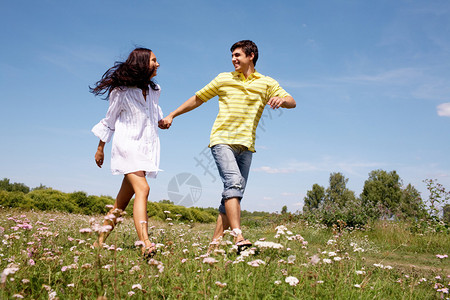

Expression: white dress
xmin=92 ymin=85 xmax=163 ymax=178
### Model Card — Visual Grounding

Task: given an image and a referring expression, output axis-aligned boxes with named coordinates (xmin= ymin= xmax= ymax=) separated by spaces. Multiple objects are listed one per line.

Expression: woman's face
xmin=149 ymin=52 xmax=160 ymax=78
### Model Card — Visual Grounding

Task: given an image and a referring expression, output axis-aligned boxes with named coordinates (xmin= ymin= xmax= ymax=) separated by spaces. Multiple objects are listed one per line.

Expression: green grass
xmin=0 ymin=208 xmax=448 ymax=299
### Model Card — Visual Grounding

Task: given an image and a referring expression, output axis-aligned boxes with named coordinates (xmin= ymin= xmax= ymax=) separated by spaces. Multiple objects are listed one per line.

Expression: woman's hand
xmin=95 ymin=140 xmax=106 ymax=168
xmin=158 ymin=115 xmax=173 ymax=129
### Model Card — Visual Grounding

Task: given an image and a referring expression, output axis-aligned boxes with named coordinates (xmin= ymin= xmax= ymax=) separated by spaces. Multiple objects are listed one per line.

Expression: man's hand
xmin=267 ymin=96 xmax=296 ymax=109
xmin=158 ymin=115 xmax=173 ymax=129
xmin=267 ymin=97 xmax=285 ymax=109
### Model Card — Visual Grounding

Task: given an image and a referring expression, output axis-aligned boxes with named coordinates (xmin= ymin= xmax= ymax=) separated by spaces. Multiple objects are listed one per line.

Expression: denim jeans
xmin=211 ymin=144 xmax=253 ymax=214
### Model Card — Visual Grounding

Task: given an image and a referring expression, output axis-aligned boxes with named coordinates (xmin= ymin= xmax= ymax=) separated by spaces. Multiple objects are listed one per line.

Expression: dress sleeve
xmin=91 ymin=89 xmax=123 ymax=143
xmin=157 ymin=105 xmax=163 ymax=121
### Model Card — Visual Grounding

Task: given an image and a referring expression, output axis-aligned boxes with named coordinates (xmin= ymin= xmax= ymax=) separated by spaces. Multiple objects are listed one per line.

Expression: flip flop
xmin=236 ymin=239 xmax=252 ymax=253
xmin=142 ymin=244 xmax=157 ymax=260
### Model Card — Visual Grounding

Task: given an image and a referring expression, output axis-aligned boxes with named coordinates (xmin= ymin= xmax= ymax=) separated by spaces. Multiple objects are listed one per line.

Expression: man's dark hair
xmin=230 ymin=40 xmax=258 ymax=66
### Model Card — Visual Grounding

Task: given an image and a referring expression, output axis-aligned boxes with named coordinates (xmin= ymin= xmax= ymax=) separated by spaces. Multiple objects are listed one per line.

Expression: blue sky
xmin=1 ymin=0 xmax=449 ymax=213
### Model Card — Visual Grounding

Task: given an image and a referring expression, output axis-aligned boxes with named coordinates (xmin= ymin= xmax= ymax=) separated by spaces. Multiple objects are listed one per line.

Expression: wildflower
xmin=327 ymin=239 xmax=336 ymax=245
xmin=103 ymin=265 xmax=113 ymax=271
xmin=28 ymin=259 xmax=35 ymax=266
xmin=67 ymin=283 xmax=75 ymax=287
xmin=166 ymin=218 xmax=172 ymax=221
xmin=132 ymin=284 xmax=142 ymax=290
xmin=164 ymin=211 xmax=171 ymax=214
xmin=322 ymin=259 xmax=332 ymax=264
xmin=356 ymin=270 xmax=366 ymax=275
xmin=254 ymin=241 xmax=283 ymax=249
xmin=215 ymin=281 xmax=227 ymax=288
xmin=333 ymin=257 xmax=342 ymax=261
xmin=274 ymin=280 xmax=282 ymax=285
xmin=285 ymin=276 xmax=299 ymax=286
xmin=181 ymin=258 xmax=188 ymax=263
xmin=1 ymin=265 xmax=19 ymax=283
xmin=328 ymin=252 xmax=337 ymax=257
xmin=79 ymin=228 xmax=92 ymax=233
xmin=354 ymin=284 xmax=361 ymax=288
xmin=437 ymin=287 xmax=448 ymax=294
xmin=135 ymin=240 xmax=145 ymax=247
xmin=182 ymin=249 xmax=189 ymax=254
xmin=128 ymin=291 xmax=135 ymax=296
xmin=309 ymin=254 xmax=320 ymax=265
xmin=22 ymin=279 xmax=30 ymax=284
xmin=287 ymin=255 xmax=296 ymax=264
xmin=247 ymin=259 xmax=266 ymax=267
xmin=12 ymin=294 xmax=24 ymax=298
xmin=105 ymin=204 xmax=114 ymax=209
xmin=81 ymin=263 xmax=92 ymax=269
xmin=317 ymin=280 xmax=324 ymax=284
xmin=203 ymin=257 xmax=218 ymax=265
xmin=436 ymin=254 xmax=448 ymax=259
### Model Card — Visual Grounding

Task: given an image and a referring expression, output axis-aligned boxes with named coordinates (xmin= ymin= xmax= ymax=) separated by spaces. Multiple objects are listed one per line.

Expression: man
xmin=159 ymin=40 xmax=296 ymax=251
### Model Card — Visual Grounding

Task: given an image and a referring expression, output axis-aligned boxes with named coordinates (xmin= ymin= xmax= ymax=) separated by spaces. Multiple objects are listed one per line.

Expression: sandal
xmin=142 ymin=243 xmax=157 ymax=260
xmin=236 ymin=239 xmax=252 ymax=253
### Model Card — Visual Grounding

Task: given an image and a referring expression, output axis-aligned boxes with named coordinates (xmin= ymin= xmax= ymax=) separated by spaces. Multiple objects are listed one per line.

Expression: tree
xmin=361 ymin=170 xmax=403 ymax=219
xmin=0 ymin=178 xmax=30 ymax=194
xmin=303 ymin=184 xmax=325 ymax=213
xmin=325 ymin=172 xmax=356 ymax=208
xmin=398 ymin=184 xmax=427 ymax=219
xmin=281 ymin=205 xmax=288 ymax=214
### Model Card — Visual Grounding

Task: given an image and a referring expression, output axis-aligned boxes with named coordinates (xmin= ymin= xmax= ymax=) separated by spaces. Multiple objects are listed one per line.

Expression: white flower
xmin=356 ymin=270 xmax=366 ymax=275
xmin=322 ymin=258 xmax=332 ymax=264
xmin=215 ymin=281 xmax=227 ymax=288
xmin=132 ymin=284 xmax=142 ymax=290
xmin=285 ymin=276 xmax=299 ymax=286
xmin=333 ymin=256 xmax=342 ymax=261
xmin=128 ymin=291 xmax=135 ymax=296
xmin=354 ymin=284 xmax=361 ymax=288
xmin=328 ymin=252 xmax=337 ymax=257
xmin=254 ymin=241 xmax=283 ymax=249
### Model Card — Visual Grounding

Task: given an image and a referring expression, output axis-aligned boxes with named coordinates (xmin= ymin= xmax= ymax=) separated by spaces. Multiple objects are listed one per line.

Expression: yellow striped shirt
xmin=195 ymin=71 xmax=291 ymax=152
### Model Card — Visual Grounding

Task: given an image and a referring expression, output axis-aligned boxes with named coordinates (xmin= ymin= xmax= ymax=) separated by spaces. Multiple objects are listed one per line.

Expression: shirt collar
xmin=232 ymin=70 xmax=261 ymax=81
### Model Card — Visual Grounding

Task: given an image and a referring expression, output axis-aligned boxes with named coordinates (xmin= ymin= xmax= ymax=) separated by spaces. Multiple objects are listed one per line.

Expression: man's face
xmin=231 ymin=48 xmax=254 ymax=72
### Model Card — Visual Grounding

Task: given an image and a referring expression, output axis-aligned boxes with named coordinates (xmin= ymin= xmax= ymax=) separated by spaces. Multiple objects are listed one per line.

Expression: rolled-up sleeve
xmin=91 ymin=90 xmax=123 ymax=143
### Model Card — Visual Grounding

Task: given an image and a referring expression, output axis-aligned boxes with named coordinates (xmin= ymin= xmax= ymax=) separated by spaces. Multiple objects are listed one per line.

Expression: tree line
xmin=0 ymin=178 xmax=216 ymax=223
xmin=302 ymin=170 xmax=450 ymax=227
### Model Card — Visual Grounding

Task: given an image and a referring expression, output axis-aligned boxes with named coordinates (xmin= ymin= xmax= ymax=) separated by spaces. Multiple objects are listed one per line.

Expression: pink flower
xmin=203 ymin=257 xmax=218 ymax=265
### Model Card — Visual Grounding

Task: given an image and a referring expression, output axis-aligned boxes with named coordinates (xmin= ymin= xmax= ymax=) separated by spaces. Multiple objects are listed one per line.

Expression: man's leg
xmin=224 ymin=197 xmax=244 ymax=242
xmin=211 ymin=213 xmax=230 ymax=241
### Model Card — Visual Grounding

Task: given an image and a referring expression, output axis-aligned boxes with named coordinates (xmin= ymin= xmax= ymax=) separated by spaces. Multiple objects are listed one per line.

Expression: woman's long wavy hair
xmin=90 ymin=48 xmax=158 ymax=99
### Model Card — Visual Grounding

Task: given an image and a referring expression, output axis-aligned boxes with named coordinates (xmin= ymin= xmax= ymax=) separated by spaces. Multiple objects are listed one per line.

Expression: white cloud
xmin=437 ymin=103 xmax=450 ymax=117
xmin=253 ymin=166 xmax=296 ymax=174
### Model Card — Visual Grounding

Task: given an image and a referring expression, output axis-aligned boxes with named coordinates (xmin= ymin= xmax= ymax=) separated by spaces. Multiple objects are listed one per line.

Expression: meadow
xmin=0 ymin=208 xmax=448 ymax=299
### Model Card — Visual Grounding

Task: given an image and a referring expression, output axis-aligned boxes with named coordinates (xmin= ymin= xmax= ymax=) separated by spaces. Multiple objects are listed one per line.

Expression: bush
xmin=0 ymin=190 xmax=34 ymax=209
xmin=28 ymin=189 xmax=79 ymax=213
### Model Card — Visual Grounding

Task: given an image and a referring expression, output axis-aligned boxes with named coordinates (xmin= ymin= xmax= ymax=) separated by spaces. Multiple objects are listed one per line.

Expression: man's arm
xmin=267 ymin=96 xmax=296 ymax=109
xmin=158 ymin=95 xmax=204 ymax=129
